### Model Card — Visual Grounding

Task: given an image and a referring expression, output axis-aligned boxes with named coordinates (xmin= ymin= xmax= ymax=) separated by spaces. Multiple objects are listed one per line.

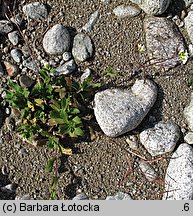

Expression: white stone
xmin=185 ymin=11 xmax=193 ymax=44
xmin=184 ymin=92 xmax=193 ymax=131
xmin=8 ymin=31 xmax=19 ymax=46
xmin=72 ymin=34 xmax=93 ymax=62
xmin=94 ymin=79 xmax=157 ymax=137
xmin=130 ymin=0 xmax=171 ymax=15
xmin=163 ymin=143 xmax=193 ymax=200
xmin=0 ymin=20 xmax=13 ymax=34
xmin=184 ymin=132 xmax=193 ymax=144
xmin=101 ymin=0 xmax=111 ymax=3
xmin=82 ymin=10 xmax=99 ymax=32
xmin=139 ymin=121 xmax=180 ymax=156
xmin=43 ymin=24 xmax=70 ymax=55
xmin=126 ymin=136 xmax=139 ymax=150
xmin=23 ymin=2 xmax=48 ymax=21
xmin=72 ymin=193 xmax=88 ymax=200
xmin=81 ymin=68 xmax=91 ymax=83
xmin=106 ymin=192 xmax=132 ymax=200
xmin=62 ymin=52 xmax=71 ymax=61
xmin=139 ymin=160 xmax=158 ymax=181
xmin=113 ymin=5 xmax=141 ymax=18
xmin=10 ymin=49 xmax=22 ymax=63
xmin=54 ymin=59 xmax=76 ymax=75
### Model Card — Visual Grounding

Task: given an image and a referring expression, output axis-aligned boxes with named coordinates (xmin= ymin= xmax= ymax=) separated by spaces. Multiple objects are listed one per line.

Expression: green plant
xmin=4 ymin=64 xmax=100 ymax=199
xmin=103 ymin=66 xmax=117 ymax=78
xmin=178 ymin=49 xmax=188 ymax=65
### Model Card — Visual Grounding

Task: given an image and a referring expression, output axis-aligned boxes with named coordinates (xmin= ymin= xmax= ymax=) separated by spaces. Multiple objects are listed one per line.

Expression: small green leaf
xmin=45 ymin=157 xmax=57 ymax=173
xmin=34 ymin=98 xmax=44 ymax=106
xmin=54 ymin=118 xmax=65 ymax=124
xmin=49 ymin=176 xmax=58 ymax=200
xmin=47 ymin=118 xmax=57 ymax=126
xmin=61 ymin=97 xmax=70 ymax=111
xmin=72 ymin=116 xmax=82 ymax=124
xmin=74 ymin=127 xmax=84 ymax=136
xmin=50 ymin=100 xmax=60 ymax=111
xmin=50 ymin=110 xmax=61 ymax=119
xmin=58 ymin=125 xmax=67 ymax=134
xmin=27 ymin=100 xmax=35 ymax=112
xmin=70 ymin=108 xmax=80 ymax=115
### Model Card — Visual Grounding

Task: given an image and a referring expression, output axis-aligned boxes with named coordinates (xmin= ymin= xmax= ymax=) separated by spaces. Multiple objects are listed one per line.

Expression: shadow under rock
xmin=65 ymin=26 xmax=77 ymax=51
xmin=0 ymin=173 xmax=16 ymax=200
xmin=64 ymin=175 xmax=82 ymax=199
xmin=166 ymin=0 xmax=186 ymax=17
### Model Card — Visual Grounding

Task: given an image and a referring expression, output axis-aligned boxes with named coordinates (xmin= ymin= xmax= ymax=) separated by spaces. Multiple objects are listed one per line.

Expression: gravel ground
xmin=0 ymin=0 xmax=193 ymax=200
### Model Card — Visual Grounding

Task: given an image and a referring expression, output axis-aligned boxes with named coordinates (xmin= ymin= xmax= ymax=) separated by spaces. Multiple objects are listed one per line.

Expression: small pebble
xmin=5 ymin=117 xmax=15 ymax=131
xmin=3 ymin=61 xmax=19 ymax=77
xmin=126 ymin=135 xmax=139 ymax=150
xmin=81 ymin=68 xmax=91 ymax=83
xmin=82 ymin=10 xmax=99 ymax=32
xmin=22 ymin=58 xmax=37 ymax=71
xmin=181 ymin=10 xmax=187 ymax=20
xmin=5 ymin=107 xmax=11 ymax=115
xmin=1 ymin=165 xmax=9 ymax=175
xmin=3 ymin=47 xmax=9 ymax=54
xmin=106 ymin=192 xmax=133 ymax=200
xmin=15 ymin=194 xmax=31 ymax=200
xmin=188 ymin=44 xmax=193 ymax=57
xmin=22 ymin=46 xmax=30 ymax=57
xmin=0 ymin=20 xmax=13 ymax=34
xmin=72 ymin=193 xmax=88 ymax=200
xmin=8 ymin=31 xmax=20 ymax=46
xmin=139 ymin=160 xmax=158 ymax=182
xmin=10 ymin=14 xmax=23 ymax=26
xmin=184 ymin=132 xmax=193 ymax=144
xmin=62 ymin=52 xmax=72 ymax=61
xmin=19 ymin=75 xmax=35 ymax=88
xmin=101 ymin=0 xmax=111 ymax=3
xmin=10 ymin=49 xmax=22 ymax=63
xmin=18 ymin=148 xmax=28 ymax=156
xmin=54 ymin=59 xmax=77 ymax=75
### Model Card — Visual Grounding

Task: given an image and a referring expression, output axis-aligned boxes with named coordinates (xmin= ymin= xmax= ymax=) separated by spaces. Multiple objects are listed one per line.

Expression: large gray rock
xmin=184 ymin=11 xmax=193 ymax=44
xmin=94 ymin=79 xmax=157 ymax=137
xmin=184 ymin=92 xmax=193 ymax=131
xmin=43 ymin=24 xmax=70 ymax=55
xmin=72 ymin=34 xmax=93 ymax=62
xmin=23 ymin=2 xmax=48 ymax=21
xmin=113 ymin=5 xmax=141 ymax=18
xmin=163 ymin=144 xmax=193 ymax=200
xmin=130 ymin=0 xmax=171 ymax=15
xmin=145 ymin=17 xmax=186 ymax=72
xmin=0 ymin=20 xmax=13 ymax=34
xmin=139 ymin=121 xmax=181 ymax=156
